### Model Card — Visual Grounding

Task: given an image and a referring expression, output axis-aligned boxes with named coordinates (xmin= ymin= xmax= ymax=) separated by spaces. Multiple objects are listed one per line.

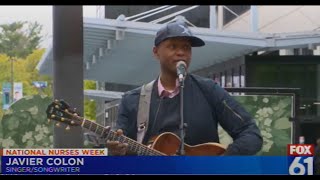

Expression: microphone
xmin=176 ymin=61 xmax=187 ymax=82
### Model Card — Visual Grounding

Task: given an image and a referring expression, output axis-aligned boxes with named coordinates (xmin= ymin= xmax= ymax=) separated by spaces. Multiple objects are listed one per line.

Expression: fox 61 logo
xmin=287 ymin=144 xmax=314 ymax=175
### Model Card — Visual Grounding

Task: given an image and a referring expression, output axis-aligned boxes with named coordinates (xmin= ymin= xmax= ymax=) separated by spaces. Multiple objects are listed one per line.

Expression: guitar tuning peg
xmin=56 ymin=122 xmax=60 ymax=127
xmin=48 ymin=119 xmax=51 ymax=123
xmin=65 ymin=125 xmax=70 ymax=131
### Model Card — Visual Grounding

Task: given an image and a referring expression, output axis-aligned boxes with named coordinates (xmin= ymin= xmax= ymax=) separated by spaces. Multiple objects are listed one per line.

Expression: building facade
xmin=99 ymin=5 xmax=320 ymax=144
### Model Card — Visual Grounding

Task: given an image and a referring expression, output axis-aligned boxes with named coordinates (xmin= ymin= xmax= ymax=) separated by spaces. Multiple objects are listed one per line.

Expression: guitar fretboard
xmin=80 ymin=118 xmax=164 ymax=156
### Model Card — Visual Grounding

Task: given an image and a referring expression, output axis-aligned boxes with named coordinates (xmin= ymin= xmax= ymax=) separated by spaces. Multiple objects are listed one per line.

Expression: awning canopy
xmin=37 ymin=17 xmax=320 ymax=86
xmin=84 ymin=89 xmax=123 ymax=101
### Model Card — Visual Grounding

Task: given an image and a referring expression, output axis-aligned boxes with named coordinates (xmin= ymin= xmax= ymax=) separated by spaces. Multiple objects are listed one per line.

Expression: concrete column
xmin=250 ymin=6 xmax=258 ymax=32
xmin=218 ymin=6 xmax=224 ymax=30
xmin=209 ymin=6 xmax=217 ymax=30
xmin=53 ymin=6 xmax=84 ymax=148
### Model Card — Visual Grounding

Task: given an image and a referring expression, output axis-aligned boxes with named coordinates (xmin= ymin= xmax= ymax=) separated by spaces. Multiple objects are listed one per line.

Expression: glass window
xmin=226 ymin=70 xmax=232 ymax=87
xmin=231 ymin=68 xmax=239 ymax=88
xmin=240 ymin=65 xmax=245 ymax=87
xmin=220 ymin=72 xmax=225 ymax=87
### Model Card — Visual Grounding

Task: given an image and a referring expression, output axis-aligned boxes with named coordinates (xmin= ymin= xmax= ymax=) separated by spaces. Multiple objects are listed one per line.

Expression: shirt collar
xmin=158 ymin=77 xmax=180 ymax=98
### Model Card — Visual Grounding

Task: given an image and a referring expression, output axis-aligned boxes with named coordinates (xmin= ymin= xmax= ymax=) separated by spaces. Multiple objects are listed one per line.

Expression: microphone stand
xmin=177 ymin=74 xmax=187 ymax=155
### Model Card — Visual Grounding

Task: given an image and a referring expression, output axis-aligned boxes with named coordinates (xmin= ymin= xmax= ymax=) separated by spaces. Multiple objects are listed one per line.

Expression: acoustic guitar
xmin=46 ymin=100 xmax=226 ymax=156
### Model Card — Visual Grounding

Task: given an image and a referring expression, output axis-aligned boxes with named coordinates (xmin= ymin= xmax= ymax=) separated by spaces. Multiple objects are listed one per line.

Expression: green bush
xmin=0 ymin=95 xmax=53 ymax=148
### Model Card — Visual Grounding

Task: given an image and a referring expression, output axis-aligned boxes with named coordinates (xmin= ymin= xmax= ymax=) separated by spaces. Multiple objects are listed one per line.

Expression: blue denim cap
xmin=154 ymin=21 xmax=205 ymax=47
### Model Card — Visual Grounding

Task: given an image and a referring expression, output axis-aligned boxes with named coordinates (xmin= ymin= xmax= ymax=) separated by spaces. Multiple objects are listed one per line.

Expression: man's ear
xmin=153 ymin=46 xmax=159 ymax=60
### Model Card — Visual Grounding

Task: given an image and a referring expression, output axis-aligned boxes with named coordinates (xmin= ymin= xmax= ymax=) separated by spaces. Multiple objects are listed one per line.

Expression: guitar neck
xmin=80 ymin=118 xmax=165 ymax=156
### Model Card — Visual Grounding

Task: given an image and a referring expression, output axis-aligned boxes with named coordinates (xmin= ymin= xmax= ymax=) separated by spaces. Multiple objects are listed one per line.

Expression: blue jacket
xmin=115 ymin=74 xmax=263 ymax=155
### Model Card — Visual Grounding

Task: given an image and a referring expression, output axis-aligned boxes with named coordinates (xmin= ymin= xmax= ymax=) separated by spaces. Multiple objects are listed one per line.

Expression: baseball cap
xmin=154 ymin=21 xmax=205 ymax=47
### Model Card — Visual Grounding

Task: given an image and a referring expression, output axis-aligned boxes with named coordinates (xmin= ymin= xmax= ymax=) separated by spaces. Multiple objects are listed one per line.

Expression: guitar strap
xmin=137 ymin=80 xmax=155 ymax=144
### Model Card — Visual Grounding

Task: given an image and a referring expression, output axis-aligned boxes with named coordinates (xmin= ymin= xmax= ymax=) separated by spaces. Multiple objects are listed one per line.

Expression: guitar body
xmin=149 ymin=132 xmax=226 ymax=156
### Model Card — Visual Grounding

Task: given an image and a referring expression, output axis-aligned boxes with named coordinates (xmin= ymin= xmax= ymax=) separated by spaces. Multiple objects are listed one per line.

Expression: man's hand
xmin=106 ymin=128 xmax=128 ymax=156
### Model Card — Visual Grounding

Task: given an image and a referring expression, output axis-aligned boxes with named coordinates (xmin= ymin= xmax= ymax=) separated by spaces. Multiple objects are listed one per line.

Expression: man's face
xmin=153 ymin=37 xmax=192 ymax=76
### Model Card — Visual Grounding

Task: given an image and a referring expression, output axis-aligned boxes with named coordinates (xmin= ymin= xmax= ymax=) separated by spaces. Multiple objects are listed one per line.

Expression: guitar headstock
xmin=46 ymin=99 xmax=83 ymax=130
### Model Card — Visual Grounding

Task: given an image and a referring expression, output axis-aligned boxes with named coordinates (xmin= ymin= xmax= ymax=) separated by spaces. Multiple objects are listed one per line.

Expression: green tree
xmin=0 ymin=21 xmax=43 ymax=104
xmin=0 ymin=54 xmax=11 ymax=84
xmin=84 ymin=80 xmax=96 ymax=121
xmin=0 ymin=54 xmax=10 ymax=120
xmin=1 ymin=49 xmax=45 ymax=96
xmin=14 ymin=49 xmax=52 ymax=97
xmin=0 ymin=49 xmax=51 ymax=120
xmin=0 ymin=21 xmax=43 ymax=58
xmin=84 ymin=80 xmax=96 ymax=90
